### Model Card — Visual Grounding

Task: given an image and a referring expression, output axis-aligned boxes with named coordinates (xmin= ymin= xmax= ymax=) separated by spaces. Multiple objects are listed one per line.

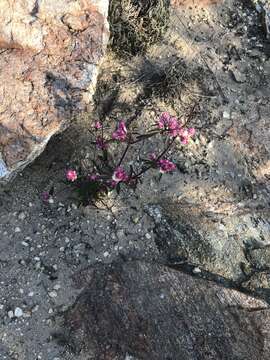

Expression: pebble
xmin=48 ymin=291 xmax=58 ymax=298
xmin=117 ymin=229 xmax=125 ymax=239
xmin=18 ymin=212 xmax=26 ymax=220
xmin=193 ymin=267 xmax=202 ymax=274
xmin=8 ymin=310 xmax=14 ymax=319
xmin=145 ymin=233 xmax=151 ymax=240
xmin=222 ymin=110 xmax=230 ymax=120
xmin=131 ymin=215 xmax=140 ymax=224
xmin=103 ymin=251 xmax=109 ymax=258
xmin=14 ymin=307 xmax=23 ymax=318
xmin=14 ymin=227 xmax=21 ymax=233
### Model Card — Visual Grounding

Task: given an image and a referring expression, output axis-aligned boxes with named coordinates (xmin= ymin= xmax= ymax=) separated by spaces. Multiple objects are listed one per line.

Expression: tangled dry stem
xmin=109 ymin=0 xmax=170 ymax=57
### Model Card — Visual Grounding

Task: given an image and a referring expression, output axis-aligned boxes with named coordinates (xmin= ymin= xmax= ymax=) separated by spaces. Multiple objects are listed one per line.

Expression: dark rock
xmin=61 ymin=261 xmax=270 ymax=359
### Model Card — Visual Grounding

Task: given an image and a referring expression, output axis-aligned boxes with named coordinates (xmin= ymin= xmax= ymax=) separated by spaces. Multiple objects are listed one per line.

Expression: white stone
xmin=48 ymin=291 xmax=58 ymax=298
xmin=14 ymin=307 xmax=23 ymax=318
xmin=8 ymin=310 xmax=14 ymax=319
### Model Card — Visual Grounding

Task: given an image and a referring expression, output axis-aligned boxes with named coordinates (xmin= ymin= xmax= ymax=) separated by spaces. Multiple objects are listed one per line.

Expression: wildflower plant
xmin=63 ymin=112 xmax=195 ymax=205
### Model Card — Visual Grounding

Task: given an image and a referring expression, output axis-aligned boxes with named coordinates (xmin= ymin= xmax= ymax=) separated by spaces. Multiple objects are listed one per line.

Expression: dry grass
xmin=108 ymin=0 xmax=170 ymax=57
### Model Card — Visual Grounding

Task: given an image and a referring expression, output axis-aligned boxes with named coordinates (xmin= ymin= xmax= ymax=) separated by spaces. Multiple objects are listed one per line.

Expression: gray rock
xmin=248 ymin=247 xmax=270 ymax=270
xmin=61 ymin=261 xmax=270 ymax=359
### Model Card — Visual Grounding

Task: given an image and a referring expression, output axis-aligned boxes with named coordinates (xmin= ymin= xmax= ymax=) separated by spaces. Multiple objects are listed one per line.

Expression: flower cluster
xmin=112 ymin=121 xmax=127 ymax=141
xmin=157 ymin=112 xmax=195 ymax=144
xmin=157 ymin=159 xmax=176 ymax=173
xmin=43 ymin=112 xmax=196 ymax=205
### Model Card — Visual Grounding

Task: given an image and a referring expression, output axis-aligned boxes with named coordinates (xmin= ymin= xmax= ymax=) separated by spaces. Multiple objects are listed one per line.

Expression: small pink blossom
xmin=66 ymin=169 xmax=77 ymax=182
xmin=96 ymin=136 xmax=107 ymax=150
xmin=41 ymin=191 xmax=50 ymax=203
xmin=112 ymin=121 xmax=127 ymax=141
xmin=158 ymin=159 xmax=176 ymax=173
xmin=149 ymin=152 xmax=157 ymax=161
xmin=112 ymin=166 xmax=129 ymax=183
xmin=158 ymin=112 xmax=171 ymax=129
xmin=157 ymin=113 xmax=181 ymax=138
xmin=178 ymin=127 xmax=195 ymax=144
xmin=95 ymin=121 xmax=102 ymax=129
xmin=89 ymin=174 xmax=99 ymax=181
xmin=168 ymin=117 xmax=181 ymax=137
xmin=107 ymin=180 xmax=118 ymax=188
xmin=188 ymin=127 xmax=196 ymax=137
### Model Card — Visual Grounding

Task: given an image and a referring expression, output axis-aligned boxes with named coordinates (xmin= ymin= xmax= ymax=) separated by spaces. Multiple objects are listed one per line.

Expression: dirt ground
xmin=0 ymin=1 xmax=269 ymax=359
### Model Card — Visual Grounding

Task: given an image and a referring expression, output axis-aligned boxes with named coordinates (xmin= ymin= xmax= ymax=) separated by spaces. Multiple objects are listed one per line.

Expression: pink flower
xmin=149 ymin=152 xmax=157 ymax=161
xmin=157 ymin=113 xmax=181 ymax=138
xmin=168 ymin=117 xmax=181 ymax=137
xmin=89 ymin=174 xmax=99 ymax=181
xmin=158 ymin=159 xmax=176 ymax=173
xmin=41 ymin=191 xmax=50 ymax=203
xmin=178 ymin=127 xmax=196 ymax=144
xmin=107 ymin=180 xmax=118 ymax=188
xmin=158 ymin=112 xmax=171 ymax=129
xmin=112 ymin=166 xmax=129 ymax=183
xmin=95 ymin=121 xmax=102 ymax=129
xmin=96 ymin=136 xmax=107 ymax=150
xmin=66 ymin=169 xmax=77 ymax=182
xmin=112 ymin=121 xmax=127 ymax=141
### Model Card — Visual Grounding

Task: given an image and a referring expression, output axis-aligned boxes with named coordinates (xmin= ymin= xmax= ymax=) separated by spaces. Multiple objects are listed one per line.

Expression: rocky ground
xmin=0 ymin=0 xmax=270 ymax=359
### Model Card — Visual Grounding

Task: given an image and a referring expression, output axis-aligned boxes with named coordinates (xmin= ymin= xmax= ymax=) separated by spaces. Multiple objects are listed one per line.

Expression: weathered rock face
xmin=61 ymin=261 xmax=270 ymax=359
xmin=0 ymin=0 xmax=109 ymax=182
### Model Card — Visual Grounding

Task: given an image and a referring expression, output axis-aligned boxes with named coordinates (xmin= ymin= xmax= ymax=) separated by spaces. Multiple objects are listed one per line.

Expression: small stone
xmin=193 ymin=267 xmax=202 ymax=274
xmin=131 ymin=215 xmax=140 ymax=224
xmin=145 ymin=233 xmax=152 ymax=240
xmin=32 ymin=305 xmax=39 ymax=312
xmin=8 ymin=310 xmax=14 ymax=319
xmin=223 ymin=111 xmax=230 ymax=120
xmin=231 ymin=68 xmax=246 ymax=83
xmin=21 ymin=241 xmax=29 ymax=247
xmin=28 ymin=292 xmax=34 ymax=297
xmin=117 ymin=229 xmax=125 ymax=239
xmin=103 ymin=251 xmax=109 ymax=258
xmin=53 ymin=284 xmax=61 ymax=291
xmin=14 ymin=227 xmax=21 ymax=233
xmin=18 ymin=212 xmax=26 ymax=220
xmin=48 ymin=291 xmax=58 ymax=298
xmin=14 ymin=307 xmax=23 ymax=318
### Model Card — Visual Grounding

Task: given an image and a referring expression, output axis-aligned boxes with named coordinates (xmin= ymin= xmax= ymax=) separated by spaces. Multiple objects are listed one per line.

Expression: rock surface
xmin=0 ymin=0 xmax=109 ymax=182
xmin=61 ymin=261 xmax=270 ymax=359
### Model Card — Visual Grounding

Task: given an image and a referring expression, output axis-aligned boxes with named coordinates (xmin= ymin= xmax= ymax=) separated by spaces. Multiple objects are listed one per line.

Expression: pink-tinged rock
xmin=0 ymin=0 xmax=109 ymax=182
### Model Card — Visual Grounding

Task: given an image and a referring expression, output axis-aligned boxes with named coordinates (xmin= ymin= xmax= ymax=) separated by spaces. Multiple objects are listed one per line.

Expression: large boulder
xmin=0 ymin=0 xmax=109 ymax=182
xmin=60 ymin=261 xmax=270 ymax=359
